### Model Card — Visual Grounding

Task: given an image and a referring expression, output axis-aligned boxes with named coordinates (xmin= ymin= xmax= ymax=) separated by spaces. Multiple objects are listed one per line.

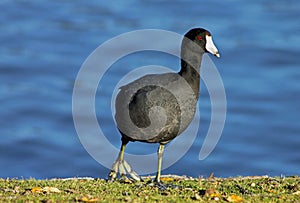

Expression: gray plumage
xmin=108 ymin=28 xmax=220 ymax=184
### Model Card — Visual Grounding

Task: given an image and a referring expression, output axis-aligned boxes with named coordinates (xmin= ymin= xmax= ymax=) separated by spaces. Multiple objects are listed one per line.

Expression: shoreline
xmin=1 ymin=175 xmax=299 ymax=202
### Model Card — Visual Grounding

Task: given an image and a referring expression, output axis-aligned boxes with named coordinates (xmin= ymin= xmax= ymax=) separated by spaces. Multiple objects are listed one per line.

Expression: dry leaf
xmin=31 ymin=186 xmax=61 ymax=193
xmin=42 ymin=186 xmax=61 ymax=193
xmin=292 ymin=191 xmax=300 ymax=195
xmin=81 ymin=196 xmax=99 ymax=202
xmin=160 ymin=177 xmax=174 ymax=182
xmin=205 ymin=188 xmax=220 ymax=197
xmin=31 ymin=187 xmax=43 ymax=193
xmin=227 ymin=195 xmax=243 ymax=202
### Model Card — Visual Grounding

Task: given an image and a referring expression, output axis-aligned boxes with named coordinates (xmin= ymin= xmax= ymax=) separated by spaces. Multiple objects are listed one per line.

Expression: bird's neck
xmin=178 ymin=51 xmax=203 ymax=98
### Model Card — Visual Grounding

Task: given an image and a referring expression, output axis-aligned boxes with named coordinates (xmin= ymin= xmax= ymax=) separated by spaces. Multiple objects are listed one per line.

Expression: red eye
xmin=197 ymin=36 xmax=202 ymax=41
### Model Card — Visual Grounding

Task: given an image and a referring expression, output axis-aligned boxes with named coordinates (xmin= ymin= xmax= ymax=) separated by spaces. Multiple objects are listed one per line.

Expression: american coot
xmin=108 ymin=28 xmax=220 ymax=183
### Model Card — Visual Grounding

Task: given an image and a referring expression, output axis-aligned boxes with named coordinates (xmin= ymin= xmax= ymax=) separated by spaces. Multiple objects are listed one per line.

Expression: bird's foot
xmin=154 ymin=181 xmax=167 ymax=190
xmin=108 ymin=159 xmax=142 ymax=182
xmin=147 ymin=179 xmax=182 ymax=190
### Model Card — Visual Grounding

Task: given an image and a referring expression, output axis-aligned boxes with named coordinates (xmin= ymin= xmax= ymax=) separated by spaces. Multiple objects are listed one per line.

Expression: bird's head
xmin=184 ymin=28 xmax=220 ymax=58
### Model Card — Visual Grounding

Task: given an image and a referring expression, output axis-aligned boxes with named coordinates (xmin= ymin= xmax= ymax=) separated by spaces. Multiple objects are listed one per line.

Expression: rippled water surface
xmin=1 ymin=0 xmax=300 ymax=179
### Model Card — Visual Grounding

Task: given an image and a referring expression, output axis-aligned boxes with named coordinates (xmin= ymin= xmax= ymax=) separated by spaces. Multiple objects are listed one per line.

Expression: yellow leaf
xmin=160 ymin=177 xmax=174 ymax=182
xmin=227 ymin=195 xmax=243 ymax=202
xmin=81 ymin=196 xmax=99 ymax=202
xmin=42 ymin=186 xmax=61 ymax=193
xmin=210 ymin=193 xmax=221 ymax=198
xmin=31 ymin=187 xmax=43 ymax=193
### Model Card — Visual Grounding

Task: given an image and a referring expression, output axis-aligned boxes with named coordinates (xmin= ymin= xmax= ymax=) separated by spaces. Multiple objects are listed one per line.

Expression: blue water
xmin=1 ymin=0 xmax=300 ymax=179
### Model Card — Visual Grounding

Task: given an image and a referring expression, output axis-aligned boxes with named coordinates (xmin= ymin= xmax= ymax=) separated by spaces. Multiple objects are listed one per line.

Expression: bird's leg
xmin=154 ymin=144 xmax=165 ymax=183
xmin=153 ymin=144 xmax=166 ymax=189
xmin=108 ymin=143 xmax=126 ymax=182
xmin=152 ymin=144 xmax=181 ymax=190
xmin=108 ymin=140 xmax=141 ymax=182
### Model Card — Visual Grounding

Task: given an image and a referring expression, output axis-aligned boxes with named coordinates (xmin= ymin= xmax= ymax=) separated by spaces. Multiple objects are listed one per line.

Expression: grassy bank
xmin=1 ymin=175 xmax=299 ymax=202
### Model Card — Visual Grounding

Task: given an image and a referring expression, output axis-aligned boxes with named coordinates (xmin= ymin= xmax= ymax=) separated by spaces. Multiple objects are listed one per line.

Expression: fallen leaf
xmin=227 ymin=195 xmax=243 ymax=202
xmin=160 ymin=177 xmax=174 ymax=182
xmin=293 ymin=191 xmax=300 ymax=195
xmin=42 ymin=186 xmax=61 ymax=193
xmin=205 ymin=188 xmax=220 ymax=197
xmin=31 ymin=186 xmax=61 ymax=194
xmin=81 ymin=196 xmax=99 ymax=202
xmin=31 ymin=187 xmax=43 ymax=193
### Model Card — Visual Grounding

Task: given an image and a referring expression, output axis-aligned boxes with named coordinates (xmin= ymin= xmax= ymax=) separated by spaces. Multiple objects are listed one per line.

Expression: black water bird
xmin=108 ymin=28 xmax=220 ymax=184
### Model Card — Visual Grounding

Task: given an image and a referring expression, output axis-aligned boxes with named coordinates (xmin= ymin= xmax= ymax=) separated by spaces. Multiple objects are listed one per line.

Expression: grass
xmin=1 ymin=175 xmax=300 ymax=202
